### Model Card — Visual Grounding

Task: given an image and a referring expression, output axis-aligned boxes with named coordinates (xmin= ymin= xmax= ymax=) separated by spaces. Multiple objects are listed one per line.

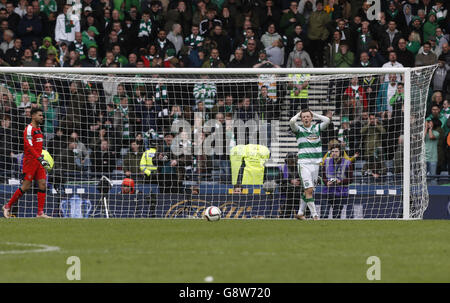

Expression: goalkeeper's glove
xmin=38 ymin=156 xmax=51 ymax=171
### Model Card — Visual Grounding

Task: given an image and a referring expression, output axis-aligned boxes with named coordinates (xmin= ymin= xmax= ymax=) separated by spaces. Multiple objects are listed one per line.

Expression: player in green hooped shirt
xmin=289 ymin=109 xmax=330 ymax=220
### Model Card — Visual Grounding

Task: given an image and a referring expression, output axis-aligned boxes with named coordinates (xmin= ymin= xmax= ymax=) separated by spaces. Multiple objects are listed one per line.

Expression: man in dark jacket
xmin=242 ymin=38 xmax=259 ymax=67
xmin=154 ymin=29 xmax=176 ymax=58
xmin=395 ymin=37 xmax=415 ymax=67
xmin=17 ymin=5 xmax=42 ymax=48
xmin=380 ymin=20 xmax=403 ymax=59
xmin=4 ymin=38 xmax=23 ymax=66
xmin=227 ymin=47 xmax=247 ymax=67
xmin=210 ymin=24 xmax=231 ymax=63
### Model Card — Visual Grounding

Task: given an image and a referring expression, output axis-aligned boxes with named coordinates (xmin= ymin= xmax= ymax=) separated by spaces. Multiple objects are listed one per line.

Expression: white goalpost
xmin=0 ymin=66 xmax=437 ymax=219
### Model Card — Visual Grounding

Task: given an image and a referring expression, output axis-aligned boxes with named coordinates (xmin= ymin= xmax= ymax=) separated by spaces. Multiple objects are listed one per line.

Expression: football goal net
xmin=0 ymin=66 xmax=437 ymax=219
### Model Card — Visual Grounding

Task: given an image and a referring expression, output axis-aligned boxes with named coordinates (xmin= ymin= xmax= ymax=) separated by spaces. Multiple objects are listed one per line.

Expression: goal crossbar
xmin=0 ymin=67 xmax=413 ymax=75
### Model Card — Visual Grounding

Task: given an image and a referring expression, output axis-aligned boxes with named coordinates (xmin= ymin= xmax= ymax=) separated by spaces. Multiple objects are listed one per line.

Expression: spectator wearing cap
xmin=163 ymin=47 xmax=180 ymax=67
xmin=286 ymin=38 xmax=312 ymax=68
xmin=334 ymin=41 xmax=354 ymax=68
xmin=385 ymin=1 xmax=407 ymax=33
xmin=407 ymin=15 xmax=423 ymax=39
xmin=395 ymin=37 xmax=415 ymax=67
xmin=37 ymin=36 xmax=57 ymax=62
xmin=83 ymin=5 xmax=93 ymax=14
xmin=45 ymin=48 xmax=59 ymax=66
xmin=415 ymin=41 xmax=438 ymax=67
xmin=121 ymin=178 xmax=136 ymax=194
xmin=307 ymin=0 xmax=331 ymax=67
xmin=423 ymin=35 xmax=442 ymax=57
xmin=69 ymin=32 xmax=88 ymax=60
xmin=280 ymin=1 xmax=305 ymax=38
xmin=423 ymin=11 xmax=438 ymax=44
xmin=81 ymin=26 xmax=99 ymax=50
xmin=432 ymin=55 xmax=449 ymax=94
xmin=17 ymin=5 xmax=42 ymax=48
xmin=55 ymin=4 xmax=80 ymax=45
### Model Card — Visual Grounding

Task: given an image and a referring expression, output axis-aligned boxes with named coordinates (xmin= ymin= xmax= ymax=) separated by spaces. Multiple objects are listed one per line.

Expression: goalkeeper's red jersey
xmin=23 ymin=123 xmax=44 ymax=161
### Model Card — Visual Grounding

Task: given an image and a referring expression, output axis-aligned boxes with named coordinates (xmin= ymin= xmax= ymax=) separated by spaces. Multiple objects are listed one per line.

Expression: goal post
xmin=0 ymin=66 xmax=437 ymax=219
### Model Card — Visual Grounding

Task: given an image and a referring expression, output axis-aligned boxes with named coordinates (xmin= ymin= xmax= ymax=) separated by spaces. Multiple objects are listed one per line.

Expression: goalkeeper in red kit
xmin=3 ymin=107 xmax=51 ymax=218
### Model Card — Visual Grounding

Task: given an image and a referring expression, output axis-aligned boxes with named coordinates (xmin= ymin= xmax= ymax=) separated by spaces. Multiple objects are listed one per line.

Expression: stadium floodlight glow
xmin=0 ymin=66 xmax=437 ymax=219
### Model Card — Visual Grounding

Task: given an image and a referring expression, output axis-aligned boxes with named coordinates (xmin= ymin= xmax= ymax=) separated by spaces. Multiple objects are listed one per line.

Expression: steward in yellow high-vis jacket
xmin=140 ymin=147 xmax=158 ymax=181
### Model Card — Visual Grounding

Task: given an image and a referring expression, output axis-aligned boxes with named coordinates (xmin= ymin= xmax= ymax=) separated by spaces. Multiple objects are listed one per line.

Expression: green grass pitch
xmin=0 ymin=219 xmax=449 ymax=283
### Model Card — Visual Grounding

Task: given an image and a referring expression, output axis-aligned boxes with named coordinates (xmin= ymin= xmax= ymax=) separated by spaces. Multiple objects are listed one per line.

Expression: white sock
xmin=298 ymin=199 xmax=307 ymax=216
xmin=307 ymin=202 xmax=318 ymax=217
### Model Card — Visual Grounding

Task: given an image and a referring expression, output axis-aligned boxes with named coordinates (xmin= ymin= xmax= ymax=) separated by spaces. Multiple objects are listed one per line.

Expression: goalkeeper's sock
xmin=37 ymin=189 xmax=46 ymax=215
xmin=6 ymin=188 xmax=24 ymax=209
xmin=297 ymin=194 xmax=307 ymax=216
xmin=305 ymin=198 xmax=318 ymax=218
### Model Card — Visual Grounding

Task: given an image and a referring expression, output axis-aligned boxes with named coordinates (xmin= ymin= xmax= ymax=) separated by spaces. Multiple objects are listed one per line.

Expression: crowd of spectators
xmin=0 ymin=0 xmax=449 ymax=187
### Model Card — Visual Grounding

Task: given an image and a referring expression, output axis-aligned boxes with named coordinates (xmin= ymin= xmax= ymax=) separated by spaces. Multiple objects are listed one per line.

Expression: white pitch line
xmin=0 ymin=242 xmax=60 ymax=255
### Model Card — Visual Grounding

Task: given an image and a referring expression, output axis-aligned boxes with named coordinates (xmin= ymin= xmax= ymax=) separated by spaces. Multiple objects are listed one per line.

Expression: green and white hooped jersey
xmin=293 ymin=123 xmax=322 ymax=165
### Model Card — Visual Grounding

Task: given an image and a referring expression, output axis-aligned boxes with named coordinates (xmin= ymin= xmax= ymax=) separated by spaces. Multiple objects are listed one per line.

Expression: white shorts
xmin=298 ymin=163 xmax=319 ymax=189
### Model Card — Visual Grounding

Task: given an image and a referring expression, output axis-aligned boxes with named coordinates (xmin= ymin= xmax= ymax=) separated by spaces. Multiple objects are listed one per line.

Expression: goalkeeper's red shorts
xmin=23 ymin=159 xmax=46 ymax=182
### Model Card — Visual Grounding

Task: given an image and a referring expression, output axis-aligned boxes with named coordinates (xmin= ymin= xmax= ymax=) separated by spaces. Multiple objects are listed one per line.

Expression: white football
xmin=204 ymin=206 xmax=221 ymax=221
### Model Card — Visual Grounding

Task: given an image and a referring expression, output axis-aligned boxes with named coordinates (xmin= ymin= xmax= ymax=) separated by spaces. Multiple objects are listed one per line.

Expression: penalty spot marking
xmin=0 ymin=242 xmax=60 ymax=255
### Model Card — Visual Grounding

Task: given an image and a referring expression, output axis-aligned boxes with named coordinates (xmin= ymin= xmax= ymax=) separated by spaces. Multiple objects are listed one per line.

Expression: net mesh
xmin=0 ymin=66 xmax=437 ymax=219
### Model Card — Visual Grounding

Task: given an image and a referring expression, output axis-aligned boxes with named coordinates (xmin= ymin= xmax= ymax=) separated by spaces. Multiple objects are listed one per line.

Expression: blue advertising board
xmin=0 ymin=184 xmax=448 ymax=219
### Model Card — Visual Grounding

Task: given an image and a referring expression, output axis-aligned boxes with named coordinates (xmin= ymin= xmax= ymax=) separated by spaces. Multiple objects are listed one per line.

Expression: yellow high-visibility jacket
xmin=140 ymin=148 xmax=157 ymax=176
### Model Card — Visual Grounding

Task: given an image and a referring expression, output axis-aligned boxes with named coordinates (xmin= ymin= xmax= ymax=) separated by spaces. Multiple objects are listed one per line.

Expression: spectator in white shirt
xmin=382 ymin=51 xmax=404 ymax=82
xmin=55 ymin=4 xmax=80 ymax=46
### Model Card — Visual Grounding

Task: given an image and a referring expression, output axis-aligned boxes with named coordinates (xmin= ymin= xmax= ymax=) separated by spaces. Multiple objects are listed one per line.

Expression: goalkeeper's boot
xmin=2 ymin=205 xmax=11 ymax=218
xmin=36 ymin=212 xmax=52 ymax=218
xmin=294 ymin=214 xmax=306 ymax=220
xmin=313 ymin=215 xmax=320 ymax=221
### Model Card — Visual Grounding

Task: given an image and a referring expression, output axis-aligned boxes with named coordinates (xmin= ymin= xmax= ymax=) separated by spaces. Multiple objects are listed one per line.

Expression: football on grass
xmin=204 ymin=206 xmax=221 ymax=221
